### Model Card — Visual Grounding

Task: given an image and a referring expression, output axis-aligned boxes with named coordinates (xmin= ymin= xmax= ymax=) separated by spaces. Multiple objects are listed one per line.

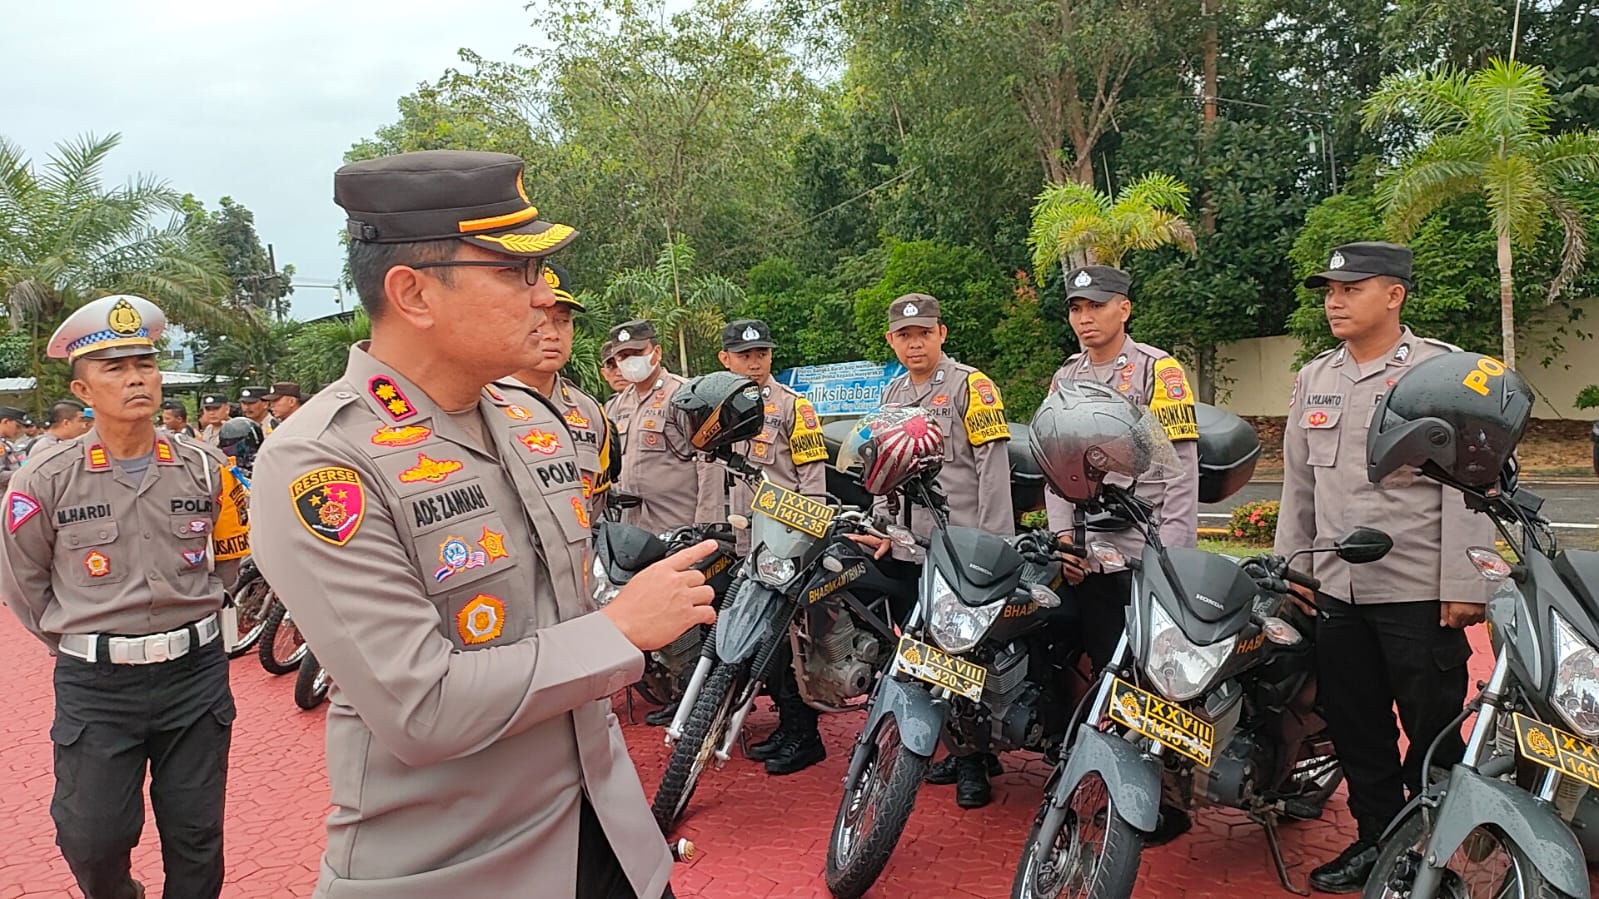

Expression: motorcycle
xmin=1361 ymin=468 xmax=1598 ymax=899
xmin=295 ymin=647 xmax=332 ymax=710
xmin=1012 ymin=473 xmax=1390 ymax=898
xmin=824 ymin=470 xmax=1073 ymax=899
xmin=257 ymin=596 xmax=306 ymax=675
xmin=590 ymin=506 xmax=742 ymax=723
xmin=649 ymin=458 xmax=916 ymax=834
xmin=225 ymin=557 xmax=275 ymax=659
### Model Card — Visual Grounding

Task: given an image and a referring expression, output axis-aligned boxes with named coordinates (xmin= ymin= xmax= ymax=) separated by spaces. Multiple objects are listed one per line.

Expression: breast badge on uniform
xmin=564 ymin=408 xmax=590 ymax=429
xmin=290 ymin=466 xmax=366 ymax=546
xmin=84 ymin=550 xmax=111 ymax=578
xmin=6 ymin=492 xmax=39 ymax=532
xmin=369 ymin=375 xmax=417 ymax=421
xmin=182 ymin=549 xmax=207 ymax=568
xmin=456 ymin=594 xmax=505 ymax=645
xmin=399 ymin=453 xmax=464 ymax=484
xmin=519 ymin=430 xmax=561 ymax=455
xmin=505 ymin=405 xmax=533 ymax=422
xmin=478 ymin=526 xmax=509 ymax=562
xmin=434 ymin=535 xmax=487 ymax=583
xmin=1308 ymin=411 xmax=1331 ymax=427
xmin=371 ymin=425 xmax=431 ymax=448
xmin=571 ymin=496 xmax=591 ymax=529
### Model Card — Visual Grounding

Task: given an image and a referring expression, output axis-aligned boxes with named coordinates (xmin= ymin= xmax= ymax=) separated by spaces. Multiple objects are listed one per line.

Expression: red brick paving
xmin=0 ymin=616 xmax=1502 ymax=898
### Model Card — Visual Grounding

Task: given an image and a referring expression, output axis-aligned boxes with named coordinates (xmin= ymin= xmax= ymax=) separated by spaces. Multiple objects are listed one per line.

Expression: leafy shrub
xmin=1229 ymin=499 xmax=1279 ymax=544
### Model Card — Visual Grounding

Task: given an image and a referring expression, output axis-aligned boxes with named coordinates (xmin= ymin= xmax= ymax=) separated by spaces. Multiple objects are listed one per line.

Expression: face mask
xmin=618 ymin=355 xmax=655 ymax=384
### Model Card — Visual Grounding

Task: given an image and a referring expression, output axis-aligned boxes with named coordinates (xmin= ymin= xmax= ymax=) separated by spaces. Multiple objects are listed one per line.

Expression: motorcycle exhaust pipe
xmin=666 ymin=656 xmax=716 ymax=744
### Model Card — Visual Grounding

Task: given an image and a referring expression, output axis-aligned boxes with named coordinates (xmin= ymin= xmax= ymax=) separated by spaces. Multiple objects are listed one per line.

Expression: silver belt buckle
xmin=145 ymin=633 xmax=171 ymax=664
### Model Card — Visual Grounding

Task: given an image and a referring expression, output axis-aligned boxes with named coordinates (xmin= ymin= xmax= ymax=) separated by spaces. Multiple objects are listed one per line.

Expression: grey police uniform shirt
xmin=1274 ymin=327 xmax=1493 ymax=604
xmin=0 ymin=437 xmax=20 ymax=488
xmin=725 ymin=379 xmax=829 ymax=553
xmin=0 ymin=429 xmax=229 ymax=650
xmin=249 ymin=344 xmax=670 ymax=899
xmin=609 ymin=370 xmax=723 ymax=534
xmin=875 ymin=353 xmax=1014 ymax=538
xmin=502 ymin=373 xmax=613 ymax=524
xmin=1044 ymin=334 xmax=1202 ymax=559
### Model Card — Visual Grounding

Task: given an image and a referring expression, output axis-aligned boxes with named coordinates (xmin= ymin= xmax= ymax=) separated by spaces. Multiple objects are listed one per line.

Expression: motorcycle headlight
xmin=755 ymin=546 xmax=797 ymax=586
xmin=1551 ymin=610 xmax=1599 ymax=739
xmin=928 ymin=568 xmax=1004 ymax=654
xmin=1143 ymin=599 xmax=1235 ymax=702
xmin=591 ymin=556 xmax=622 ymax=608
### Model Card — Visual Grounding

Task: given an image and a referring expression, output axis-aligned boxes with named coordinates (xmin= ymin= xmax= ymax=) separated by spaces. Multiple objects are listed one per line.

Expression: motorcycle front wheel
xmin=294 ymin=650 xmax=331 ymax=710
xmin=1011 ymin=771 xmax=1143 ymax=899
xmin=651 ymin=660 xmax=745 ymax=835
xmin=227 ymin=577 xmax=273 ymax=659
xmin=1363 ymin=809 xmax=1564 ymax=899
xmin=258 ymin=601 xmax=307 ymax=675
xmin=824 ymin=714 xmax=928 ymax=899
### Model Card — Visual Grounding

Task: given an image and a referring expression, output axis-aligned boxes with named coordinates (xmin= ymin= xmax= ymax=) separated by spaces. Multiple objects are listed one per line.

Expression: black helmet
xmin=1367 ymin=352 xmax=1532 ymax=490
xmin=668 ymin=371 xmax=764 ymax=457
xmin=1029 ymin=380 xmax=1165 ymax=504
xmin=218 ymin=417 xmax=264 ymax=470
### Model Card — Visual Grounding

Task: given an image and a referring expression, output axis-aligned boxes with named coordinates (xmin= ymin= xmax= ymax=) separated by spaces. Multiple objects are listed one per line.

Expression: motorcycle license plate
xmin=1512 ymin=712 xmax=1599 ymax=790
xmin=894 ymin=635 xmax=985 ymax=702
xmin=1106 ymin=677 xmax=1216 ymax=767
xmin=750 ymin=481 xmax=834 ymax=538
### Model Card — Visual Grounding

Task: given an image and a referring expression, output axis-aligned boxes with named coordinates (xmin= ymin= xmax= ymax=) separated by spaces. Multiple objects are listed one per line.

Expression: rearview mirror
xmin=1334 ymin=527 xmax=1393 ymax=565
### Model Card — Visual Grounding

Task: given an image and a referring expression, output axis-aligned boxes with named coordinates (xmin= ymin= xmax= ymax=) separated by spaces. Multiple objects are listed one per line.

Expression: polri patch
xmin=457 ymin=594 xmax=505 ymax=645
xmin=6 ymin=493 xmax=40 ymax=532
xmin=84 ymin=550 xmax=111 ymax=578
xmin=505 ymin=405 xmax=532 ymax=422
xmin=369 ymin=375 xmax=416 ymax=420
xmin=519 ymin=430 xmax=561 ymax=455
xmin=290 ymin=466 xmax=366 ymax=546
xmin=371 ymin=425 xmax=431 ymax=448
xmin=564 ymin=408 xmax=590 ymax=429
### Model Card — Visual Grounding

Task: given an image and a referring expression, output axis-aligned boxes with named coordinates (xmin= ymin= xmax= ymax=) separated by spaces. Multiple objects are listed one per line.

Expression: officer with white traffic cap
xmin=0 ymin=294 xmax=239 ymax=899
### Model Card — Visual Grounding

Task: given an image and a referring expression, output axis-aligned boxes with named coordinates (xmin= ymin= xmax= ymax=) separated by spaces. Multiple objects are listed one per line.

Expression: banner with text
xmin=778 ymin=360 xmax=906 ymax=418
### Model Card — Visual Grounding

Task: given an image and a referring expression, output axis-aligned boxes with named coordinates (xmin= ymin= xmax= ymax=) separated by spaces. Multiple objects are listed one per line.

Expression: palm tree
xmin=601 ymin=236 xmax=743 ymax=377
xmin=1363 ymin=58 xmax=1599 ymax=369
xmin=0 ymin=134 xmax=240 ymax=387
xmin=1027 ymin=173 xmax=1198 ymax=279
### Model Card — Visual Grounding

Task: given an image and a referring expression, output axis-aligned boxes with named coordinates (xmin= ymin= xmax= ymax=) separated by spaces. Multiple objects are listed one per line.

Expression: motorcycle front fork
xmin=666 ymin=655 xmax=715 ymax=743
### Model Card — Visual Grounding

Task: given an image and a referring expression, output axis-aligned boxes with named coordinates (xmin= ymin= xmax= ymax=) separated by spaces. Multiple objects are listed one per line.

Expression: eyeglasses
xmin=410 ymin=256 xmax=546 ymax=286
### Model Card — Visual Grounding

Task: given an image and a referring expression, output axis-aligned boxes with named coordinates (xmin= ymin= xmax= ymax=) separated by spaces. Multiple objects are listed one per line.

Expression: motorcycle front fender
xmin=1038 ymin=724 xmax=1160 ymax=849
xmin=1410 ymin=765 xmax=1587 ymax=899
xmin=858 ymin=674 xmax=948 ymax=763
xmin=715 ymin=579 xmax=788 ymax=664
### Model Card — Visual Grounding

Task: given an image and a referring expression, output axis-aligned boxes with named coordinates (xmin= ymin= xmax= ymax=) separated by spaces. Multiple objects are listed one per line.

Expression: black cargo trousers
xmin=51 ymin=637 xmax=233 ymax=899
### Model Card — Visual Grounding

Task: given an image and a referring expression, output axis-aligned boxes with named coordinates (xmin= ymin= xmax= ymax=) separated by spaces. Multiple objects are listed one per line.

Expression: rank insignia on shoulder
xmin=484 ymin=385 xmax=505 ymax=402
xmin=456 ymin=594 xmax=505 ymax=645
xmin=369 ymin=375 xmax=417 ymax=421
xmin=154 ymin=439 xmax=175 ymax=464
xmin=84 ymin=550 xmax=111 ymax=578
xmin=519 ymin=430 xmax=561 ymax=455
xmin=86 ymin=444 xmax=110 ymax=471
xmin=181 ymin=549 xmax=206 ymax=568
xmin=6 ymin=492 xmax=40 ymax=532
xmin=434 ymin=534 xmax=487 ymax=583
xmin=564 ymin=407 xmax=590 ymax=429
xmin=399 ymin=453 xmax=464 ymax=484
xmin=289 ymin=466 xmax=366 ymax=546
xmin=372 ymin=425 xmax=431 ymax=448
xmin=478 ymin=526 xmax=509 ymax=562
xmin=571 ymin=495 xmax=591 ymax=529
xmin=505 ymin=405 xmax=532 ymax=422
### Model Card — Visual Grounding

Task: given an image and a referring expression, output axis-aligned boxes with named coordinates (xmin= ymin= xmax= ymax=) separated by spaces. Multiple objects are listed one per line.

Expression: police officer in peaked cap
xmin=1276 ymin=241 xmax=1493 ymax=893
xmin=0 ymin=294 xmax=242 ymax=899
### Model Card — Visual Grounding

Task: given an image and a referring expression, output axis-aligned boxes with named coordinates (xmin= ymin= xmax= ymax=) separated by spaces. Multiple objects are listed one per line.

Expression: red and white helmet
xmin=835 ymin=406 xmax=945 ymax=495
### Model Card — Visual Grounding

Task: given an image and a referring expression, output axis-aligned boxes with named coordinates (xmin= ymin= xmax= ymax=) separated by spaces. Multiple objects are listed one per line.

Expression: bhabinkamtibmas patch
xmin=291 ymin=466 xmax=366 ymax=545
xmin=963 ymin=372 xmax=1010 ymax=446
xmin=1150 ymin=357 xmax=1199 ymax=442
xmin=789 ymin=398 xmax=828 ymax=464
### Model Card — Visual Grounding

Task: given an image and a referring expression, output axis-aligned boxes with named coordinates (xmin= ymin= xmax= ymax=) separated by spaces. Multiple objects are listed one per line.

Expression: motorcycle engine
xmin=799 ymin=612 xmax=883 ymax=707
xmin=653 ymin=628 xmax=703 ymax=680
xmin=985 ymin=644 xmax=1046 ymax=750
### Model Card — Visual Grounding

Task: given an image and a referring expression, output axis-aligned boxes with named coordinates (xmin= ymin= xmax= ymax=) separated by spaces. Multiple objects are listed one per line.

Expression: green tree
xmin=601 ymin=237 xmax=744 ymax=377
xmin=283 ymin=312 xmax=371 ymax=392
xmin=738 ymin=258 xmax=864 ymax=372
xmin=1027 ymin=173 xmax=1198 ymax=276
xmin=194 ymin=196 xmax=294 ymax=318
xmin=194 ymin=318 xmax=299 ymax=384
xmin=852 ymin=239 xmax=1007 ymax=369
xmin=1362 ymin=57 xmax=1599 ymax=368
xmin=0 ymin=133 xmax=237 ymax=400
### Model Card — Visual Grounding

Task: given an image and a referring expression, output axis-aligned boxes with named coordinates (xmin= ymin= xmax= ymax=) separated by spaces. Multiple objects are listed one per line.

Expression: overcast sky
xmin=1 ymin=0 xmax=540 ymax=320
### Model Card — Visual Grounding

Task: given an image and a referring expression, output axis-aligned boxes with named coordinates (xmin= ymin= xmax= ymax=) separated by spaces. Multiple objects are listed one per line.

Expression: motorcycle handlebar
xmin=1284 ymin=566 xmax=1321 ymax=593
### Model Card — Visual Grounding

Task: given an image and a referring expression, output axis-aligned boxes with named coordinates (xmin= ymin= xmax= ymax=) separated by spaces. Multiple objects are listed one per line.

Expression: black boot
xmin=955 ymin=754 xmax=994 ymax=808
xmin=926 ymin=752 xmax=1002 ymax=785
xmin=764 ymin=727 xmax=826 ymax=775
xmin=1144 ymin=804 xmax=1192 ymax=846
xmin=747 ymin=700 xmax=793 ymax=761
xmin=1308 ymin=839 xmax=1379 ymax=894
xmin=644 ymin=701 xmax=678 ymax=727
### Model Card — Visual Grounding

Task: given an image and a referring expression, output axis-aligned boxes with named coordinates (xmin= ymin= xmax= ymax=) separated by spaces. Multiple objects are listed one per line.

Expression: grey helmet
xmin=1029 ymin=380 xmax=1163 ymax=504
